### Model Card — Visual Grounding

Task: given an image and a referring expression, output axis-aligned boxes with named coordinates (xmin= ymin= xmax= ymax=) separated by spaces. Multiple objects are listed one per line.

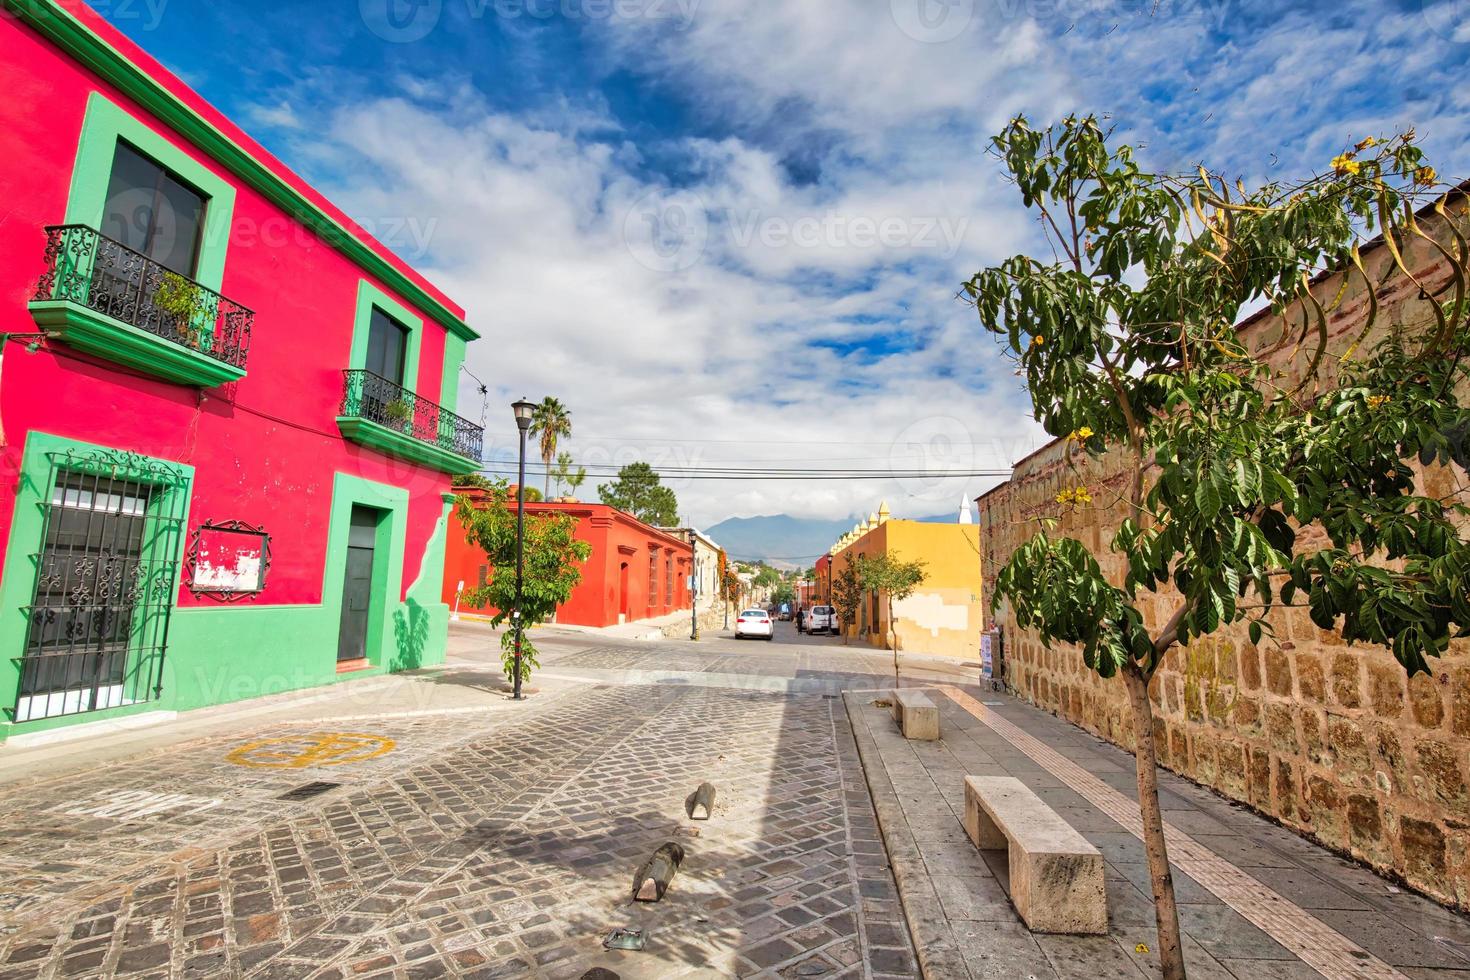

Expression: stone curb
xmin=843 ymin=690 xmax=973 ymax=980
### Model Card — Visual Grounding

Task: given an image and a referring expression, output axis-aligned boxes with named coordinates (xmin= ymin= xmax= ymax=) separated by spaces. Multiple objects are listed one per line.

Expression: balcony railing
xmin=35 ymin=224 xmax=253 ymax=372
xmin=340 ymin=369 xmax=484 ymax=463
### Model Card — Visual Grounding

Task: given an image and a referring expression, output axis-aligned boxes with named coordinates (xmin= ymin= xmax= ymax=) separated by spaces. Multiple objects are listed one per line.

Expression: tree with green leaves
xmin=967 ymin=114 xmax=1468 ymax=978
xmin=530 ymin=397 xmax=572 ymax=499
xmin=455 ymin=480 xmax=591 ymax=686
xmin=830 ymin=563 xmax=865 ymax=647
xmin=855 ymin=553 xmax=927 ymax=676
xmin=552 ymin=450 xmax=587 ymax=500
xmin=598 ymin=461 xmax=679 ymax=526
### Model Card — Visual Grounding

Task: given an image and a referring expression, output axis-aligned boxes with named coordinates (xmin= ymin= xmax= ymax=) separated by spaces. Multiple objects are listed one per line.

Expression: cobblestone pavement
xmin=0 ymin=629 xmax=918 ymax=979
xmin=846 ymin=684 xmax=1470 ymax=980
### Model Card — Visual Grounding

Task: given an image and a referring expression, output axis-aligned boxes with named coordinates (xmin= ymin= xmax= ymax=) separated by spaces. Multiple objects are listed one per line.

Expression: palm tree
xmin=529 ymin=397 xmax=571 ymax=499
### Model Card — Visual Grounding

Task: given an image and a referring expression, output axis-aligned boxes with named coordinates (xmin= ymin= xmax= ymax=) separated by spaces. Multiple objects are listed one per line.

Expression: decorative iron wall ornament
xmin=187 ymin=521 xmax=271 ymax=601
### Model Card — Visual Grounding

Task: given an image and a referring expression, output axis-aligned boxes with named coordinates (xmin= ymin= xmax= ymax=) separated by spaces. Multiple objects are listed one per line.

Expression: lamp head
xmin=512 ymin=398 xmax=536 ymax=431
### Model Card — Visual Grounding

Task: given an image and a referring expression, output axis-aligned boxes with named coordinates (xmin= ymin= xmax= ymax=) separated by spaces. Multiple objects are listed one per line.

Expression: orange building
xmin=443 ymin=491 xmax=693 ymax=627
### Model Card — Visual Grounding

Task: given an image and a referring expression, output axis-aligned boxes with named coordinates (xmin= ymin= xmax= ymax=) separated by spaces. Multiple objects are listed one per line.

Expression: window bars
xmin=15 ymin=449 xmax=190 ymax=722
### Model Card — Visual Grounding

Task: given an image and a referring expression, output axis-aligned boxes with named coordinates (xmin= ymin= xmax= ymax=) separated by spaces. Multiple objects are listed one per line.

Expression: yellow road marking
xmin=225 ymin=732 xmax=396 ymax=769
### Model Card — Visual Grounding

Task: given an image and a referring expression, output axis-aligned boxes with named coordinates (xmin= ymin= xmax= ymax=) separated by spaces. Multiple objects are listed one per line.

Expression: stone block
xmin=1307 ymin=775 xmax=1346 ymax=846
xmin=963 ymin=777 xmax=1107 ymax=935
xmin=1330 ymin=653 xmax=1363 ymax=708
xmin=1296 ymin=651 xmax=1325 ymax=702
xmin=1248 ymin=748 xmax=1272 ymax=807
xmin=891 ymin=689 xmax=939 ymax=741
xmin=1264 ymin=702 xmax=1299 ymax=755
xmin=1264 ymin=648 xmax=1294 ymax=697
xmin=1401 ymin=817 xmax=1448 ymax=891
xmin=1408 ymin=671 xmax=1445 ymax=729
xmin=1413 ymin=740 xmax=1468 ymax=816
xmin=1274 ymin=758 xmax=1299 ymax=822
xmin=1450 ymin=667 xmax=1470 ymax=739
xmin=1366 ymin=660 xmax=1405 ymax=719
xmin=1326 ymin=714 xmax=1369 ymax=772
xmin=1238 ymin=645 xmax=1262 ymax=691
xmin=1346 ymin=794 xmax=1387 ymax=865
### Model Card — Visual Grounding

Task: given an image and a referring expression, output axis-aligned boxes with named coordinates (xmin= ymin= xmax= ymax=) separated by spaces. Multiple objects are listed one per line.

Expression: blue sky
xmin=102 ymin=0 xmax=1470 ymax=526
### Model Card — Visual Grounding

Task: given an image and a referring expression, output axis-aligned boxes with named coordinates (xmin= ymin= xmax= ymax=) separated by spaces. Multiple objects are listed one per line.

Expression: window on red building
xmin=665 ymin=552 xmax=674 ymax=605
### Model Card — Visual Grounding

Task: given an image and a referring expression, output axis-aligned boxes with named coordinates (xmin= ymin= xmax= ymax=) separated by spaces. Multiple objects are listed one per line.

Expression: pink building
xmin=0 ymin=1 xmax=481 ymax=741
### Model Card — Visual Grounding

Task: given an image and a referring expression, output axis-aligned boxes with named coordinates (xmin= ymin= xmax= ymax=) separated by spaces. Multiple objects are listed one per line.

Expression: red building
xmin=444 ymin=493 xmax=693 ymax=627
xmin=0 ymin=1 xmax=480 ymax=741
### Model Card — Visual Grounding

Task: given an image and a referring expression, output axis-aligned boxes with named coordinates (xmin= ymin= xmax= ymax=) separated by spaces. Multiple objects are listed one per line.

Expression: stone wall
xmin=976 ymin=195 xmax=1470 ymax=910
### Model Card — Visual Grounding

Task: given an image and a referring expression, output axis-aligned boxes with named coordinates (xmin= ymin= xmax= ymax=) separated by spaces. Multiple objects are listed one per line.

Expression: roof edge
xmin=13 ymin=0 xmax=479 ymax=341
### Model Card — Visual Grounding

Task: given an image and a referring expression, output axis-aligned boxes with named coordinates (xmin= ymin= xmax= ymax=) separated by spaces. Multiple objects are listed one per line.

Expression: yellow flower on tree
xmin=1415 ymin=166 xmax=1437 ymax=186
xmin=1030 ymin=335 xmax=1045 ymax=348
xmin=1330 ymin=154 xmax=1361 ymax=177
xmin=1354 ymin=136 xmax=1377 ymax=151
xmin=1367 ymin=394 xmax=1391 ymax=409
xmin=1054 ymin=486 xmax=1094 ymax=507
xmin=1068 ymin=426 xmax=1095 ymax=441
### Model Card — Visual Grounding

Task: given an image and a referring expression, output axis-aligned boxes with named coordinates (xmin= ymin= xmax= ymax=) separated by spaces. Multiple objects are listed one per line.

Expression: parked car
xmin=778 ymin=603 xmax=792 ymax=621
xmin=735 ymin=608 xmax=774 ymax=641
xmin=806 ymin=605 xmax=837 ymax=635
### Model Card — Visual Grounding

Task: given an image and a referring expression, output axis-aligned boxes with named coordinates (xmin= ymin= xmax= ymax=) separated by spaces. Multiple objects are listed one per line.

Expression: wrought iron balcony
xmin=32 ymin=224 xmax=253 ymax=383
xmin=338 ymin=369 xmax=484 ymax=473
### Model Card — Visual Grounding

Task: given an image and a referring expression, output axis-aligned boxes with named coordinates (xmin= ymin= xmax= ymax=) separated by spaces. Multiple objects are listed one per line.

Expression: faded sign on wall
xmin=188 ymin=521 xmax=271 ymax=599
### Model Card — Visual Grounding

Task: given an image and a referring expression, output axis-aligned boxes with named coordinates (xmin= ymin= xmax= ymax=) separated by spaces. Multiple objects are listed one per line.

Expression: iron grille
xmin=35 ymin=224 xmax=254 ymax=371
xmin=339 ymin=369 xmax=484 ymax=462
xmin=13 ymin=449 xmax=190 ymax=723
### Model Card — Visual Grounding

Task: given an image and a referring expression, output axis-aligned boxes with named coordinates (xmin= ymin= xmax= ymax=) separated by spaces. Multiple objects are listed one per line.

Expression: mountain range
xmin=705 ymin=512 xmax=955 ymax=568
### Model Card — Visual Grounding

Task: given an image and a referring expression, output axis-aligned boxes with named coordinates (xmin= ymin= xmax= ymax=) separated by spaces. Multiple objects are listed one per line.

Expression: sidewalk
xmin=845 ymin=684 xmax=1470 ymax=979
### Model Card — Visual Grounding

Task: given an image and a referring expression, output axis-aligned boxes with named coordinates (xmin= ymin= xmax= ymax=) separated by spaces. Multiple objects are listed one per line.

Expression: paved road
xmin=4 ymin=622 xmax=1463 ymax=980
xmin=0 ymin=621 xmax=935 ymax=980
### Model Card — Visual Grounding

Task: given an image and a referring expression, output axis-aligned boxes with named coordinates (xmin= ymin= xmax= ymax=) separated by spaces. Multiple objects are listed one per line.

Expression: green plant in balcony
xmin=382 ymin=398 xmax=414 ymax=433
xmin=153 ymin=272 xmax=205 ymax=349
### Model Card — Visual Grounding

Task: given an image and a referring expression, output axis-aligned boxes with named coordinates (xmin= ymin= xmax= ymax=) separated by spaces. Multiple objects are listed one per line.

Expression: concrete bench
xmin=890 ymin=688 xmax=939 ymax=741
xmin=963 ymin=775 xmax=1106 ymax=934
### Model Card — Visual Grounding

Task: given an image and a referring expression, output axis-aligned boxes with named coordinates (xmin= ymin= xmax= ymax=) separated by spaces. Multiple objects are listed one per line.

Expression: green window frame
xmin=64 ymin=92 xmax=237 ymax=292
xmin=349 ymin=280 xmax=423 ymax=392
xmin=0 ymin=433 xmax=195 ymax=734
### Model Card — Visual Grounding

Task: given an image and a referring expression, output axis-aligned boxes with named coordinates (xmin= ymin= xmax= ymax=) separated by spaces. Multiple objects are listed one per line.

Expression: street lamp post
xmin=511 ymin=397 xmax=536 ymax=701
xmin=690 ymin=565 xmax=699 ymax=641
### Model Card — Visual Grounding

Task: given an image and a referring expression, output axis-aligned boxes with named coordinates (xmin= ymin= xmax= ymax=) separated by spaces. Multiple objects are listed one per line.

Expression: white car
xmin=806 ymin=605 xmax=837 ymax=635
xmin=735 ymin=608 xmax=774 ymax=641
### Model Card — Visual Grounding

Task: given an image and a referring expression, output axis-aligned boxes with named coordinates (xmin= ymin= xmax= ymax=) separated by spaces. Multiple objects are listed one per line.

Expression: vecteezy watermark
xmin=1422 ymin=0 xmax=1470 ymax=42
xmin=0 ymin=0 xmax=171 ymax=30
xmin=622 ymin=191 xmax=970 ymax=273
xmin=622 ymin=190 xmax=710 ymax=273
xmin=889 ymin=416 xmax=978 ymax=501
xmin=360 ymin=0 xmax=698 ymax=43
xmin=890 ymin=0 xmax=975 ymax=43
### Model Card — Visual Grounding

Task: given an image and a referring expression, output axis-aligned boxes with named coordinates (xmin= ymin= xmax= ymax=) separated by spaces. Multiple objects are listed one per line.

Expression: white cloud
xmin=251 ymin=0 xmax=1470 ymax=529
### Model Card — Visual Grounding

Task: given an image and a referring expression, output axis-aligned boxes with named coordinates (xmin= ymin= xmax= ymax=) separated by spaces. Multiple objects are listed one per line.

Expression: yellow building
xmin=827 ymin=502 xmax=983 ymax=660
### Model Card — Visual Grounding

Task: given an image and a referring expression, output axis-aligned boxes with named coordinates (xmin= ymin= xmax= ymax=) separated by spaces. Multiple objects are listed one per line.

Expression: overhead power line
xmin=475 ymin=466 xmax=1009 ymax=482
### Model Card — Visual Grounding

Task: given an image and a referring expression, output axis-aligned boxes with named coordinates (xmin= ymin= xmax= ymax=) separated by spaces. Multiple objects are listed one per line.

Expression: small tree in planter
xmin=830 ymin=562 xmax=865 ymax=647
xmin=456 ymin=480 xmax=590 ymax=686
xmin=855 ymin=553 xmax=927 ymax=678
xmin=967 ymin=114 xmax=1469 ymax=979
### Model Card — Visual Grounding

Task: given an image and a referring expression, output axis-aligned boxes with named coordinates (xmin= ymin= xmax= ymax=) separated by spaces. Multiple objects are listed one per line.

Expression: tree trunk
xmin=1123 ymin=665 xmax=1186 ymax=980
xmin=889 ymin=596 xmax=899 ymax=682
